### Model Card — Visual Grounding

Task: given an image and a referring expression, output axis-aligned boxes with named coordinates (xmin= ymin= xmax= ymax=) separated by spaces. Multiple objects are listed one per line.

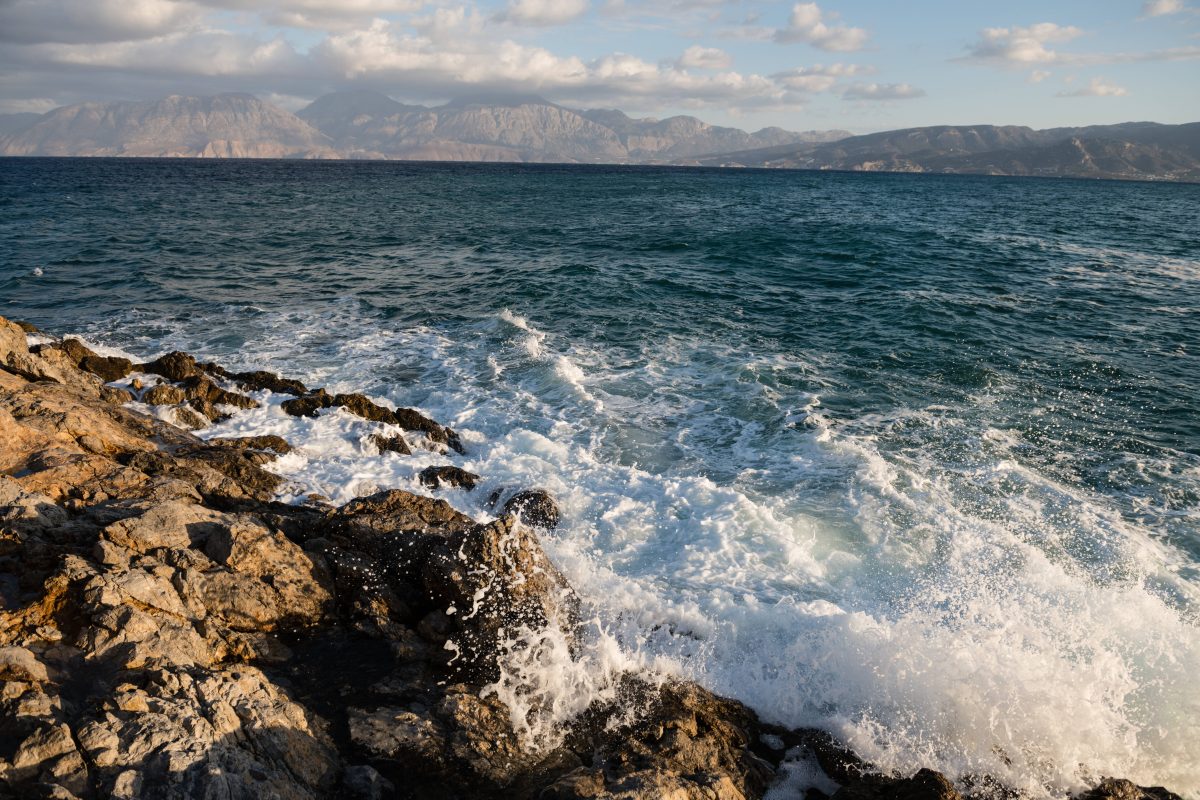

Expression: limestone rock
xmin=141 ymin=383 xmax=185 ymax=405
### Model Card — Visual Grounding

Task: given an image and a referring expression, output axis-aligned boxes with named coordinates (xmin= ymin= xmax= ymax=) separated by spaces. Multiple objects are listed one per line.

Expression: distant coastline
xmin=1 ymin=92 xmax=1197 ymax=183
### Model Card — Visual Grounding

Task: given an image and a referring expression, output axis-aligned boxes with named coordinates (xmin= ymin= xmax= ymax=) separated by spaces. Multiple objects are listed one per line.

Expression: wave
xmin=67 ymin=304 xmax=1200 ymax=798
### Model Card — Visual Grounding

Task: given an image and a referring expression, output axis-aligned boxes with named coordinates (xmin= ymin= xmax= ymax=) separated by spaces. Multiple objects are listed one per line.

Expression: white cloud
xmin=774 ymin=3 xmax=868 ymax=51
xmin=841 ymin=82 xmax=925 ymax=101
xmin=963 ymin=22 xmax=1083 ymax=64
xmin=1056 ymin=77 xmax=1129 ymax=97
xmin=770 ymin=62 xmax=869 ymax=92
xmin=498 ymin=0 xmax=589 ymax=26
xmin=676 ymin=45 xmax=732 ymax=69
xmin=1029 ymin=69 xmax=1052 ymax=82
xmin=0 ymin=0 xmax=202 ymax=45
xmin=1142 ymin=0 xmax=1185 ymax=16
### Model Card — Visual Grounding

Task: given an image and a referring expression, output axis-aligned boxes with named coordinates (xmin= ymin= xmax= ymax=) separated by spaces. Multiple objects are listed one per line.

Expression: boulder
xmin=141 ymin=383 xmax=185 ymax=405
xmin=230 ymin=369 xmax=308 ymax=396
xmin=79 ymin=354 xmax=133 ymax=382
xmin=419 ymin=465 xmax=481 ymax=491
xmin=1074 ymin=779 xmax=1183 ymax=800
xmin=208 ymin=435 xmax=292 ymax=455
xmin=281 ymin=391 xmax=336 ymax=418
xmin=504 ymin=489 xmax=561 ymax=530
xmin=370 ymin=433 xmax=412 ymax=455
xmin=140 ymin=351 xmax=203 ymax=382
xmin=423 ymin=516 xmax=580 ymax=679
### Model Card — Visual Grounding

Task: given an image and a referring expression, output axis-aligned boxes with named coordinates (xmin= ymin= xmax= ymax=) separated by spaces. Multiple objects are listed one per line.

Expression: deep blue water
xmin=2 ymin=158 xmax=1199 ymax=795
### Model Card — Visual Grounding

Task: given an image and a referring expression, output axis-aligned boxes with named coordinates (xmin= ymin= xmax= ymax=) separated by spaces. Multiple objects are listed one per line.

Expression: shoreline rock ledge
xmin=0 ymin=316 xmax=1184 ymax=800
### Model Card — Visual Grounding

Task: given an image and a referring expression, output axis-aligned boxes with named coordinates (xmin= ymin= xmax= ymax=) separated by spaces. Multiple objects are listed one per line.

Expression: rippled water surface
xmin=2 ymin=158 xmax=1199 ymax=796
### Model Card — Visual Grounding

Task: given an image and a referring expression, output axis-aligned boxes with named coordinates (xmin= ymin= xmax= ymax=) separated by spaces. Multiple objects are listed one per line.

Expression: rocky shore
xmin=0 ymin=316 xmax=1184 ymax=800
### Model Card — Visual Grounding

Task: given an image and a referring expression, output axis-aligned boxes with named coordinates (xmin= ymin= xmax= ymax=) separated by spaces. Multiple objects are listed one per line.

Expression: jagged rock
xmin=141 ymin=382 xmax=185 ymax=405
xmin=1074 ymin=779 xmax=1183 ymax=800
xmin=419 ymin=465 xmax=480 ymax=490
xmin=172 ymin=405 xmax=209 ymax=430
xmin=281 ymin=391 xmax=336 ymax=418
xmin=828 ymin=767 xmax=962 ymax=800
xmin=179 ymin=374 xmax=259 ymax=422
xmin=140 ymin=351 xmax=204 ymax=381
xmin=341 ymin=764 xmax=395 ymax=799
xmin=0 ymin=316 xmax=30 ymax=361
xmin=423 ymin=516 xmax=580 ymax=679
xmin=73 ymin=665 xmax=340 ymax=799
xmin=230 ymin=369 xmax=308 ymax=396
xmin=280 ymin=391 xmax=463 ymax=454
xmin=208 ymin=435 xmax=292 ymax=454
xmin=370 ymin=433 xmax=412 ymax=455
xmin=504 ymin=489 xmax=561 ymax=529
xmin=0 ymin=646 xmax=50 ymax=683
xmin=79 ymin=354 xmax=133 ymax=382
xmin=328 ymin=489 xmax=476 ymax=541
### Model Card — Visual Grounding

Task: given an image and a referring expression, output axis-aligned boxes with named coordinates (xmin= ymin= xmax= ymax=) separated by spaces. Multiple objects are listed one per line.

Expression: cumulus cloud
xmin=205 ymin=0 xmax=425 ymax=29
xmin=962 ymin=22 xmax=1083 ymax=64
xmin=1028 ymin=69 xmax=1052 ymax=83
xmin=841 ymin=82 xmax=924 ymax=101
xmin=1142 ymin=0 xmax=1185 ymax=16
xmin=497 ymin=0 xmax=589 ymax=26
xmin=774 ymin=3 xmax=868 ymax=51
xmin=1056 ymin=77 xmax=1129 ymax=96
xmin=0 ymin=0 xmax=202 ymax=45
xmin=770 ymin=62 xmax=869 ymax=92
xmin=676 ymin=45 xmax=732 ymax=69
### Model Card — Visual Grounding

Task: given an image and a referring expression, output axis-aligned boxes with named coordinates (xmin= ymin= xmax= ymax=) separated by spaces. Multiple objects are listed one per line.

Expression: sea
xmin=2 ymin=158 xmax=1198 ymax=797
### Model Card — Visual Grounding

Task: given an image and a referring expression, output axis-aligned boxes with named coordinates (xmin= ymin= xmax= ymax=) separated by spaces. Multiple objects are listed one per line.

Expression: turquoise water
xmin=2 ymin=158 xmax=1199 ymax=795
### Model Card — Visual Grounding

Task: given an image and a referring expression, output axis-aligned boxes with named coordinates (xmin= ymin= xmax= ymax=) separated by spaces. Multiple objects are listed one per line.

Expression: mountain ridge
xmin=692 ymin=121 xmax=1200 ymax=182
xmin=1 ymin=92 xmax=1197 ymax=181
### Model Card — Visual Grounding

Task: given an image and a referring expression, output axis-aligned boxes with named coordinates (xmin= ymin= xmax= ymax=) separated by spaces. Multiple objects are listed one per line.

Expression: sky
xmin=0 ymin=0 xmax=1197 ymax=133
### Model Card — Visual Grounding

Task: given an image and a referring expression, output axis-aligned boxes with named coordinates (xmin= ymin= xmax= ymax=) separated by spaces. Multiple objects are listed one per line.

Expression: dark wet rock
xmin=208 ymin=435 xmax=293 ymax=455
xmin=1074 ymin=779 xmax=1183 ymax=800
xmin=13 ymin=320 xmax=40 ymax=333
xmin=179 ymin=374 xmax=259 ymax=410
xmin=232 ymin=369 xmax=309 ymax=396
xmin=328 ymin=489 xmax=476 ymax=543
xmin=78 ymin=354 xmax=133 ymax=382
xmin=370 ymin=433 xmax=412 ymax=455
xmin=141 ymin=382 xmax=186 ymax=405
xmin=419 ymin=465 xmax=480 ymax=491
xmin=140 ymin=350 xmax=204 ymax=381
xmin=392 ymin=407 xmax=464 ymax=454
xmin=341 ymin=764 xmax=395 ymax=799
xmin=281 ymin=390 xmax=336 ymax=418
xmin=503 ymin=489 xmax=561 ymax=530
xmin=423 ymin=516 xmax=580 ymax=680
xmin=172 ymin=442 xmax=285 ymax=500
xmin=333 ymin=392 xmax=397 ymax=424
xmin=280 ymin=390 xmax=463 ymax=454
xmin=828 ymin=767 xmax=963 ymax=800
xmin=551 ymin=678 xmax=777 ymax=800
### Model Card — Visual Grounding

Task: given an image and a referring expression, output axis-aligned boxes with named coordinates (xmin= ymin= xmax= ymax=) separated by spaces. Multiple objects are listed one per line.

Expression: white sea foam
xmin=73 ymin=305 xmax=1200 ymax=798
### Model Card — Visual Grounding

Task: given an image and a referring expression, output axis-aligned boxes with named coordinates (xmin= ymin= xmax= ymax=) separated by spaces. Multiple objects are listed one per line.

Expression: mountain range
xmin=1 ymin=92 xmax=1197 ymax=182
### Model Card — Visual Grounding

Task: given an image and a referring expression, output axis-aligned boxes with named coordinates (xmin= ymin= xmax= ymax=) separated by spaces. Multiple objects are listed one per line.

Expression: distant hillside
xmin=294 ymin=91 xmax=846 ymax=162
xmin=0 ymin=91 xmax=847 ymax=164
xmin=0 ymin=113 xmax=40 ymax=137
xmin=3 ymin=93 xmax=1195 ymax=181
xmin=0 ymin=94 xmax=335 ymax=158
xmin=691 ymin=122 xmax=1200 ymax=182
